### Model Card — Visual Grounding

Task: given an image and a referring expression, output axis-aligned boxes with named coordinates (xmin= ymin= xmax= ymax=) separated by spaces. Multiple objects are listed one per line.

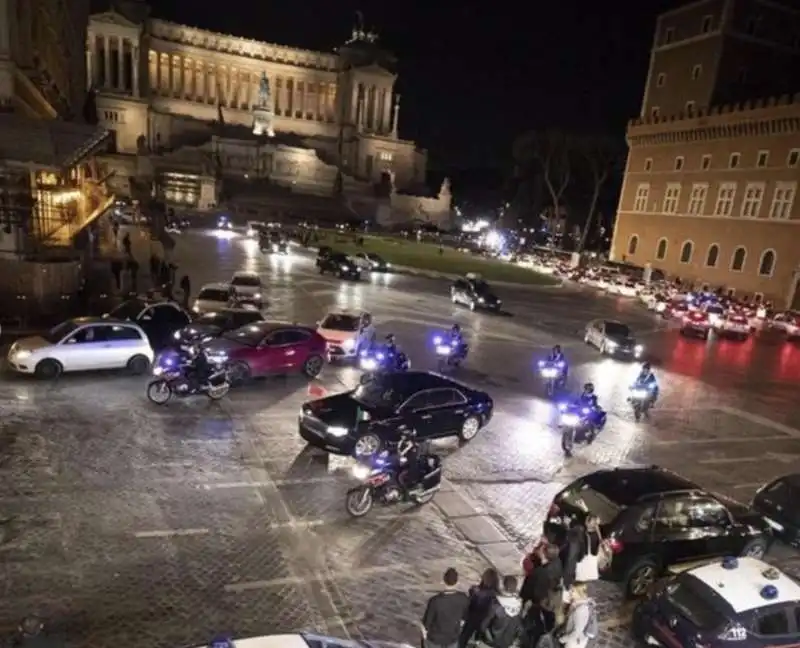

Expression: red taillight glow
xmin=732 ymin=317 xmax=747 ymax=323
xmin=607 ymin=538 xmax=624 ymax=553
xmin=548 ymin=503 xmax=560 ymax=516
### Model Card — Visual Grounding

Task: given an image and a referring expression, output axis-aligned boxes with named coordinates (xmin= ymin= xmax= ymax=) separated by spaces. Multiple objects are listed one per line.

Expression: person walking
xmin=520 ymin=544 xmax=563 ymax=646
xmin=110 ymin=259 xmax=123 ymax=292
xmin=459 ymin=568 xmax=500 ymax=648
xmin=421 ymin=568 xmax=470 ymax=648
xmin=122 ymin=232 xmax=132 ymax=257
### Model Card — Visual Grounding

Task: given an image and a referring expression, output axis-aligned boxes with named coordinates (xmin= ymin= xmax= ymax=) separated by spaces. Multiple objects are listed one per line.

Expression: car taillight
xmin=548 ymin=503 xmax=560 ymax=516
xmin=733 ymin=317 xmax=747 ymax=323
xmin=606 ymin=537 xmax=624 ymax=553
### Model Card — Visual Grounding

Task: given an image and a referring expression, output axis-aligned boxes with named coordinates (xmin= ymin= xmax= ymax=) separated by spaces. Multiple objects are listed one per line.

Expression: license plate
xmin=765 ymin=517 xmax=784 ymax=532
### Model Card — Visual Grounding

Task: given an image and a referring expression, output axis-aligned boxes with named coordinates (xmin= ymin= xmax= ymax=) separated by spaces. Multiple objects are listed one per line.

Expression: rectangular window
xmin=714 ymin=182 xmax=737 ymax=216
xmin=692 ymin=64 xmax=702 ymax=80
xmin=701 ymin=154 xmax=711 ymax=170
xmin=663 ymin=183 xmax=681 ymax=214
xmin=788 ymin=149 xmax=799 ymax=168
xmin=644 ymin=158 xmax=653 ymax=172
xmin=633 ymin=184 xmax=650 ymax=212
xmin=651 ymin=106 xmax=660 ymax=118
xmin=729 ymin=153 xmax=740 ymax=169
xmin=740 ymin=182 xmax=765 ymax=218
xmin=674 ymin=156 xmax=684 ymax=171
xmin=757 ymin=151 xmax=769 ymax=168
xmin=685 ymin=101 xmax=695 ymax=114
xmin=769 ymin=182 xmax=796 ymax=220
xmin=687 ymin=184 xmax=708 ymax=215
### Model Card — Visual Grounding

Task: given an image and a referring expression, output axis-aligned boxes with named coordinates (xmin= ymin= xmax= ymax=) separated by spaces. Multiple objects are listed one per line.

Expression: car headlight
xmin=436 ymin=345 xmax=452 ymax=355
xmin=561 ymin=413 xmax=580 ymax=426
xmin=478 ymin=297 xmax=485 ymax=303
xmin=634 ymin=344 xmax=643 ymax=353
xmin=327 ymin=426 xmax=349 ymax=437
xmin=386 ymin=262 xmax=391 ymax=268
xmin=173 ymin=330 xmax=181 ymax=340
xmin=342 ymin=338 xmax=356 ymax=349
xmin=352 ymin=464 xmax=370 ymax=480
xmin=13 ymin=350 xmax=31 ymax=360
xmin=341 ymin=265 xmax=350 ymax=271
xmin=605 ymin=340 xmax=617 ymax=349
xmin=253 ymin=293 xmax=262 ymax=300
xmin=192 ymin=305 xmax=200 ymax=313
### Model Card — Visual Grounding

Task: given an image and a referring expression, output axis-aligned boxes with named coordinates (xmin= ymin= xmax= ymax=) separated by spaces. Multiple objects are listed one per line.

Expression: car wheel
xmin=34 ymin=359 xmax=62 ymax=380
xmin=459 ymin=415 xmax=481 ymax=442
xmin=228 ymin=361 xmax=251 ymax=385
xmin=353 ymin=434 xmax=382 ymax=457
xmin=625 ymin=559 xmax=659 ymax=599
xmin=741 ymin=538 xmax=768 ymax=559
xmin=127 ymin=354 xmax=150 ymax=375
xmin=302 ymin=354 xmax=324 ymax=378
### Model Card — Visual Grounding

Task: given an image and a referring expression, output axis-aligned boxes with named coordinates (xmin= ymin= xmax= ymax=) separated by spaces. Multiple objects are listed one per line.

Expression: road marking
xmin=653 ymin=435 xmax=791 ymax=447
xmin=719 ymin=406 xmax=800 ymax=439
xmin=699 ymin=451 xmax=800 ymax=466
xmin=134 ymin=528 xmax=210 ymax=538
xmin=733 ymin=482 xmax=765 ymax=491
xmin=224 ymin=558 xmax=462 ymax=593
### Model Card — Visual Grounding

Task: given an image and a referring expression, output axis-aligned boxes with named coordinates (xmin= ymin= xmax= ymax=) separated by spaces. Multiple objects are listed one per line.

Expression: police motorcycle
xmin=537 ymin=345 xmax=568 ymax=397
xmin=557 ymin=383 xmax=607 ymax=457
xmin=433 ymin=325 xmax=468 ymax=372
xmin=358 ymin=334 xmax=410 ymax=384
xmin=345 ymin=430 xmax=442 ymax=518
xmin=628 ymin=363 xmax=658 ymax=422
xmin=146 ymin=345 xmax=230 ymax=405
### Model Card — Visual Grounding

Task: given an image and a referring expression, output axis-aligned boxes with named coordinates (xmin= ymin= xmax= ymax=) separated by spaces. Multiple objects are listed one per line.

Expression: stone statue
xmin=258 ymin=72 xmax=272 ymax=110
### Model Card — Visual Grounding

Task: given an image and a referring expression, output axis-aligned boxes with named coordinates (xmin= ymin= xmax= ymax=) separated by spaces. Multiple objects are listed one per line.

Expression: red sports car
xmin=203 ymin=321 xmax=326 ymax=383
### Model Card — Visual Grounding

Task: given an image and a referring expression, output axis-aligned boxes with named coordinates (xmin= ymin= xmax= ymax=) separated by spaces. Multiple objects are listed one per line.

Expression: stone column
xmin=382 ymin=89 xmax=392 ymax=134
xmin=86 ymin=34 xmax=94 ymax=89
xmin=392 ymin=94 xmax=400 ymax=138
xmin=103 ymin=35 xmax=111 ymax=87
xmin=117 ymin=37 xmax=125 ymax=90
xmin=132 ymin=44 xmax=139 ymax=96
xmin=350 ymin=83 xmax=358 ymax=124
xmin=195 ymin=62 xmax=203 ymax=101
xmin=316 ymin=83 xmax=323 ymax=120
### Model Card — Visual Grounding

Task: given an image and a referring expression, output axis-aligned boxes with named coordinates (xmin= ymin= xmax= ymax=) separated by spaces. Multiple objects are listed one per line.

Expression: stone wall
xmin=0 ymin=257 xmax=82 ymax=313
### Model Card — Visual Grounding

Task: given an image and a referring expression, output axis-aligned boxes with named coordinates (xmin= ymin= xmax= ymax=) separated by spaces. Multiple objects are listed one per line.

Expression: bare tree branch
xmin=576 ymin=136 xmax=624 ymax=253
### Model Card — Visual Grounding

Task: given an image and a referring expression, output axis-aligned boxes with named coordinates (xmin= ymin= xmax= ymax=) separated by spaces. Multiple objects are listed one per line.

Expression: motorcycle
xmin=628 ymin=384 xmax=656 ymax=422
xmin=358 ymin=347 xmax=410 ymax=384
xmin=146 ymin=355 xmax=230 ymax=404
xmin=345 ymin=450 xmax=442 ymax=517
xmin=558 ymin=402 xmax=607 ymax=457
xmin=433 ymin=335 xmax=466 ymax=372
xmin=537 ymin=359 xmax=566 ymax=397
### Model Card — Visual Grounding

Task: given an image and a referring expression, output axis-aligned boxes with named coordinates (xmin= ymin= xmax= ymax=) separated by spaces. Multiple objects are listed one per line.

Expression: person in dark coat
xmin=180 ymin=275 xmax=191 ymax=307
xmin=459 ymin=568 xmax=500 ymax=648
xmin=110 ymin=259 xmax=122 ymax=291
xmin=127 ymin=258 xmax=139 ymax=293
xmin=560 ymin=525 xmax=585 ymax=590
xmin=520 ymin=544 xmax=563 ymax=646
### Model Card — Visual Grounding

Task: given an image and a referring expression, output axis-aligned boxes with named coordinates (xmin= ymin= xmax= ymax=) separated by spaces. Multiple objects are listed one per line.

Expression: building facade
xmin=612 ymin=0 xmax=800 ymax=307
xmin=88 ymin=6 xmax=452 ymax=226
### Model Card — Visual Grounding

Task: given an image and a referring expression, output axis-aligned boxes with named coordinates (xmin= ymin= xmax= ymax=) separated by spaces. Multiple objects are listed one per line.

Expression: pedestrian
xmin=122 ymin=232 xmax=132 ymax=256
xmin=459 ymin=568 xmax=500 ymax=648
xmin=561 ymin=526 xmax=584 ymax=590
xmin=478 ymin=575 xmax=522 ymax=648
xmin=420 ymin=568 xmax=469 ymax=648
xmin=111 ymin=220 xmax=120 ymax=245
xmin=558 ymin=583 xmax=597 ymax=648
xmin=520 ymin=544 xmax=563 ymax=646
xmin=180 ymin=274 xmax=191 ymax=307
xmin=110 ymin=259 xmax=122 ymax=291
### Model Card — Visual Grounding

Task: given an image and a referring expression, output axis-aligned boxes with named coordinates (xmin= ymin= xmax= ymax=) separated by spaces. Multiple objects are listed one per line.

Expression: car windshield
xmin=44 ymin=320 xmax=80 ymax=344
xmin=352 ymin=380 xmax=404 ymax=409
xmin=605 ymin=322 xmax=631 ymax=338
xmin=557 ymin=484 xmax=621 ymax=525
xmin=198 ymin=288 xmax=231 ymax=302
xmin=108 ymin=299 xmax=146 ymax=320
xmin=472 ymin=280 xmax=492 ymax=294
xmin=668 ymin=575 xmax=727 ymax=630
xmin=231 ymin=275 xmax=260 ymax=287
xmin=320 ymin=314 xmax=360 ymax=331
xmin=222 ymin=325 xmax=265 ymax=346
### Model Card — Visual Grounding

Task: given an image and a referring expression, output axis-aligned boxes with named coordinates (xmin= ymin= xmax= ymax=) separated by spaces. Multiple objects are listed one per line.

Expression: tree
xmin=575 ymin=136 xmax=624 ymax=252
xmin=513 ymin=130 xmax=573 ymax=234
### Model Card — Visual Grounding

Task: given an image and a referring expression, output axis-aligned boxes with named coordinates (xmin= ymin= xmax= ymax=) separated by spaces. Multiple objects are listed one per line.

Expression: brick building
xmin=611 ymin=0 xmax=800 ymax=308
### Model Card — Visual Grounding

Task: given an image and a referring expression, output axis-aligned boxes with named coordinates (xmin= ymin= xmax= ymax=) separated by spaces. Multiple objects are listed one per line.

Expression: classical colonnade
xmin=86 ymin=34 xmax=140 ymax=96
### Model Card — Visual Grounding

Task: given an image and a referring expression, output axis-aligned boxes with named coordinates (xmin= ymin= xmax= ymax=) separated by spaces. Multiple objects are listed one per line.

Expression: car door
xmin=397 ymin=391 xmax=437 ymax=437
xmin=257 ymin=329 xmax=305 ymax=371
xmin=60 ymin=325 xmax=112 ymax=371
xmin=107 ymin=324 xmax=147 ymax=367
xmin=420 ymin=388 xmax=470 ymax=438
xmin=650 ymin=496 xmax=716 ymax=568
xmin=682 ymin=497 xmax=737 ymax=559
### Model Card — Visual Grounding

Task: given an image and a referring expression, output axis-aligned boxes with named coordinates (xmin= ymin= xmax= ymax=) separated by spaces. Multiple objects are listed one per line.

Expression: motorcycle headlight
xmin=327 ymin=426 xmax=349 ymax=437
xmin=541 ymin=368 xmax=558 ymax=378
xmin=360 ymin=358 xmax=378 ymax=370
xmin=173 ymin=330 xmax=181 ymax=339
xmin=561 ymin=413 xmax=580 ymax=426
xmin=436 ymin=345 xmax=452 ymax=355
xmin=342 ymin=338 xmax=356 ymax=349
xmin=352 ymin=464 xmax=370 ymax=480
xmin=342 ymin=265 xmax=350 ymax=271
xmin=153 ymin=366 xmax=164 ymax=376
xmin=635 ymin=344 xmax=643 ymax=352
xmin=630 ymin=389 xmax=648 ymax=399
xmin=433 ymin=336 xmax=443 ymax=344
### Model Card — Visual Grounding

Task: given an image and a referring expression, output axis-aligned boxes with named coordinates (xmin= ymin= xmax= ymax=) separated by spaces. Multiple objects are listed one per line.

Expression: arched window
xmin=705 ymin=244 xmax=720 ymax=267
xmin=627 ymin=235 xmax=639 ymax=255
xmin=731 ymin=246 xmax=747 ymax=272
xmin=758 ymin=249 xmax=776 ymax=277
xmin=655 ymin=238 xmax=668 ymax=260
xmin=680 ymin=240 xmax=694 ymax=264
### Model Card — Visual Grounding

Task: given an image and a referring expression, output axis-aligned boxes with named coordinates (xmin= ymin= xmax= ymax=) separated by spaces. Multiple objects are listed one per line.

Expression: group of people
xmin=421 ymin=521 xmax=603 ymax=648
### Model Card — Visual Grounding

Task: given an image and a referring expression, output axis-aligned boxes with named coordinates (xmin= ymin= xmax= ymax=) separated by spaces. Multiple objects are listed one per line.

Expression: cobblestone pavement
xmin=2 ymin=229 xmax=800 ymax=648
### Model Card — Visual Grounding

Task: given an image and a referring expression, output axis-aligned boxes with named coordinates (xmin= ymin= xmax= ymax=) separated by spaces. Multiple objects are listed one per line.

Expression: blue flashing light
xmin=722 ymin=556 xmax=739 ymax=570
xmin=433 ymin=336 xmax=442 ymax=344
xmin=210 ymin=637 xmax=234 ymax=648
xmin=761 ymin=584 xmax=778 ymax=600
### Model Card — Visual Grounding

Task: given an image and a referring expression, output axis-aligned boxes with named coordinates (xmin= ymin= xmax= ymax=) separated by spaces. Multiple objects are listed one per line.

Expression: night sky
xmin=146 ymin=0 xmax=685 ymax=184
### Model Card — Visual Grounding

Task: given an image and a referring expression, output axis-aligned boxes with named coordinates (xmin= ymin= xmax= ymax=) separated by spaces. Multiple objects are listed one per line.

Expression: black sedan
xmin=752 ymin=474 xmax=800 ymax=547
xmin=173 ymin=308 xmax=264 ymax=346
xmin=317 ymin=253 xmax=361 ymax=280
xmin=298 ymin=371 xmax=493 ymax=457
xmin=450 ymin=275 xmax=502 ymax=312
xmin=105 ymin=298 xmax=192 ymax=350
xmin=584 ymin=319 xmax=644 ymax=359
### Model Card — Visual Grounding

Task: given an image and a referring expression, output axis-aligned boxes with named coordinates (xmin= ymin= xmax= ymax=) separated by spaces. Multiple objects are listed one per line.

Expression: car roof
xmin=199 ymin=282 xmax=231 ymax=291
xmin=242 ymin=320 xmax=314 ymax=333
xmin=688 ymin=557 xmax=800 ymax=614
xmin=71 ymin=316 xmax=138 ymax=327
xmin=383 ymin=371 xmax=478 ymax=394
xmin=232 ymin=271 xmax=259 ymax=278
xmin=582 ymin=467 xmax=698 ymax=506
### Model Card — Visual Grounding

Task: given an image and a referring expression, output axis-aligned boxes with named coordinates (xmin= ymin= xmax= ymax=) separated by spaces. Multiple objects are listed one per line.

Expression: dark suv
xmin=317 ymin=252 xmax=361 ymax=280
xmin=450 ymin=275 xmax=501 ymax=312
xmin=544 ymin=466 xmax=772 ymax=598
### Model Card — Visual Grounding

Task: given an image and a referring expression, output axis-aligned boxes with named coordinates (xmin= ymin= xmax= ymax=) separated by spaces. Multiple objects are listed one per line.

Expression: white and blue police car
xmin=633 ymin=556 xmax=800 ymax=648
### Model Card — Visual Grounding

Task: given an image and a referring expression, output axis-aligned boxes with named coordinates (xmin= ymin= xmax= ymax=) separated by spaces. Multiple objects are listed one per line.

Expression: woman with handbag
xmin=573 ymin=517 xmax=606 ymax=584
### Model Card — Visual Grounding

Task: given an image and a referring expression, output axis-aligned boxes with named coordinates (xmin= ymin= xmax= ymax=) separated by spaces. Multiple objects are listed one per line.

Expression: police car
xmin=632 ymin=557 xmax=800 ymax=648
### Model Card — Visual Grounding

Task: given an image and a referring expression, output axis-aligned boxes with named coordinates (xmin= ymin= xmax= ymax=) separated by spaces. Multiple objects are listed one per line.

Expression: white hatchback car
xmin=193 ymin=282 xmax=233 ymax=314
xmin=7 ymin=317 xmax=154 ymax=379
xmin=316 ymin=311 xmax=375 ymax=361
xmin=230 ymin=271 xmax=264 ymax=306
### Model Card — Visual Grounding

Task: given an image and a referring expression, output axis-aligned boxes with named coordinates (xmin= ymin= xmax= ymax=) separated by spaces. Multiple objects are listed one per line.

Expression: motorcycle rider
xmin=397 ymin=428 xmax=423 ymax=493
xmin=384 ymin=333 xmax=408 ymax=371
xmin=633 ymin=362 xmax=659 ymax=403
xmin=448 ymin=323 xmax=468 ymax=360
xmin=184 ymin=345 xmax=214 ymax=392
xmin=546 ymin=344 xmax=568 ymax=382
xmin=578 ymin=382 xmax=606 ymax=430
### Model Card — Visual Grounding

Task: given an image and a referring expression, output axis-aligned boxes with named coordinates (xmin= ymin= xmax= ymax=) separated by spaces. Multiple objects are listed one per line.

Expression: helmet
xmin=385 ymin=333 xmax=396 ymax=344
xmin=641 ymin=362 xmax=651 ymax=373
xmin=553 ymin=344 xmax=562 ymax=354
xmin=583 ymin=382 xmax=595 ymax=394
